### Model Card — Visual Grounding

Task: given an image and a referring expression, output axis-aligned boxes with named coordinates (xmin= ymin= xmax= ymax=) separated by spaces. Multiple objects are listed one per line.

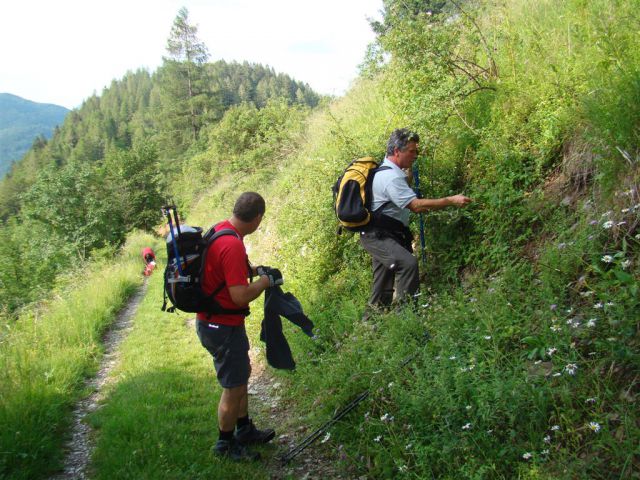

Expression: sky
xmin=0 ymin=0 xmax=382 ymax=110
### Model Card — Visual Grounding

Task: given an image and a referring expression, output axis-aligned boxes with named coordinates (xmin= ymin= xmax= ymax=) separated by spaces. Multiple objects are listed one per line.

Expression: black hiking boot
xmin=234 ymin=420 xmax=275 ymax=445
xmin=213 ymin=438 xmax=260 ymax=461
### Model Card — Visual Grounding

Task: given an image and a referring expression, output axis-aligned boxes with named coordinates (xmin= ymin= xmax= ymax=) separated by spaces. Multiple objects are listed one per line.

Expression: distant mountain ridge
xmin=0 ymin=93 xmax=69 ymax=177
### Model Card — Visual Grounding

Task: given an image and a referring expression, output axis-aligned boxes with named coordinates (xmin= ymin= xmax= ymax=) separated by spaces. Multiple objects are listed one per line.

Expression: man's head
xmin=386 ymin=128 xmax=419 ymax=169
xmin=232 ymin=192 xmax=265 ymax=234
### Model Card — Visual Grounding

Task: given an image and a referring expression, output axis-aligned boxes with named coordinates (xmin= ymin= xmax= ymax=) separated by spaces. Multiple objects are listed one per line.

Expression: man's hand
xmin=447 ymin=194 xmax=472 ymax=207
xmin=261 ymin=267 xmax=284 ymax=287
xmin=256 ymin=265 xmax=272 ymax=277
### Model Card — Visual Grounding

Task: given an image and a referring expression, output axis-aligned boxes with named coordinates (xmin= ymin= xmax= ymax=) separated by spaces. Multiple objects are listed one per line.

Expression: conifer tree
xmin=159 ymin=7 xmax=219 ymax=154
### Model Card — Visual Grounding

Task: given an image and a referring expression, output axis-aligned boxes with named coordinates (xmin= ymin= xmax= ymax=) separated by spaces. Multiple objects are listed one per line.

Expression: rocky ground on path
xmin=247 ymin=347 xmax=359 ymax=480
xmin=50 ymin=280 xmax=148 ymax=480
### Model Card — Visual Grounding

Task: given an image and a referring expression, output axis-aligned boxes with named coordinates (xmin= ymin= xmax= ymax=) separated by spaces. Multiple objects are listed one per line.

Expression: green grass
xmin=87 ymin=250 xmax=274 ymax=480
xmin=0 ymin=232 xmax=159 ymax=479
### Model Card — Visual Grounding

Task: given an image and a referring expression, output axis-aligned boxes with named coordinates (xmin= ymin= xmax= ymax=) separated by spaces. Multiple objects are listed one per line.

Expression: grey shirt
xmin=371 ymin=158 xmax=417 ymax=227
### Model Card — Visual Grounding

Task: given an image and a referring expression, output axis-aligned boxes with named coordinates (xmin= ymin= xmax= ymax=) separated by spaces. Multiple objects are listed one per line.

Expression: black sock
xmin=236 ymin=415 xmax=250 ymax=428
xmin=218 ymin=429 xmax=234 ymax=441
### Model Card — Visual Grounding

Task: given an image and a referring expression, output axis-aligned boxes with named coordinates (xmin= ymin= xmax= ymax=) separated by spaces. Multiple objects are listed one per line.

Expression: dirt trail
xmin=50 ymin=280 xmax=148 ymax=480
xmin=247 ymin=347 xmax=355 ymax=480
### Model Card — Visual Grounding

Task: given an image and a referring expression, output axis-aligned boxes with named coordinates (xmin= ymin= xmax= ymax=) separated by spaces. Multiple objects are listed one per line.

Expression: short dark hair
xmin=233 ymin=192 xmax=266 ymax=222
xmin=386 ymin=128 xmax=420 ymax=156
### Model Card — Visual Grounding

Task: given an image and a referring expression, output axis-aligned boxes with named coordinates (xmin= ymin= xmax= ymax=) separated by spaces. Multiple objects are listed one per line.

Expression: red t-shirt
xmin=141 ymin=247 xmax=155 ymax=260
xmin=196 ymin=220 xmax=250 ymax=326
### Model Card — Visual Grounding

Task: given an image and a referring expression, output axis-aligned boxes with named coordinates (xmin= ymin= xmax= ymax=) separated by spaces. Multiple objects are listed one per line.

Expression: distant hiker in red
xmin=142 ymin=247 xmax=156 ymax=276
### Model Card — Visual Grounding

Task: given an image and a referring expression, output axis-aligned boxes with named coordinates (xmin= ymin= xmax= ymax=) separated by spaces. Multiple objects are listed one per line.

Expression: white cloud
xmin=0 ymin=0 xmax=381 ymax=109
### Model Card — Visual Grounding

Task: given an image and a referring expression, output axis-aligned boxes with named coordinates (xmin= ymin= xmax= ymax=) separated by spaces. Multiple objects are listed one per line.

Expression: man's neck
xmin=229 ymin=217 xmax=251 ymax=237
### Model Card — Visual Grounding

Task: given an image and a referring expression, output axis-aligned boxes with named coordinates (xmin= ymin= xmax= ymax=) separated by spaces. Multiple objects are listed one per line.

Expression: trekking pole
xmin=162 ymin=205 xmax=185 ymax=277
xmin=280 ymin=331 xmax=430 ymax=465
xmin=412 ymin=164 xmax=427 ymax=266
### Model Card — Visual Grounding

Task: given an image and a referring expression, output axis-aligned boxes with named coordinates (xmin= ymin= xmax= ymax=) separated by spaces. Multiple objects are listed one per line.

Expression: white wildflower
xmin=551 ymin=425 xmax=560 ymax=431
xmin=541 ymin=449 xmax=550 ymax=455
xmin=484 ymin=335 xmax=492 ymax=340
xmin=543 ymin=435 xmax=551 ymax=443
xmin=601 ymin=255 xmax=614 ymax=263
xmin=606 ymin=301 xmax=615 ymax=307
xmin=405 ymin=443 xmax=413 ymax=450
xmin=621 ymin=208 xmax=630 ymax=213
xmin=374 ymin=435 xmax=383 ymax=442
xmin=388 ymin=382 xmax=394 ymax=388
xmin=621 ymin=260 xmax=631 ymax=269
xmin=522 ymin=452 xmax=533 ymax=460
xmin=594 ymin=302 xmax=604 ymax=309
xmin=449 ymin=355 xmax=457 ymax=360
xmin=321 ymin=432 xmax=331 ymax=443
xmin=585 ymin=397 xmax=597 ymax=404
xmin=588 ymin=422 xmax=601 ymax=433
xmin=550 ymin=325 xmax=562 ymax=332
xmin=380 ymin=413 xmax=394 ymax=423
xmin=564 ymin=363 xmax=578 ymax=375
xmin=586 ymin=318 xmax=597 ymax=328
xmin=398 ymin=464 xmax=408 ymax=473
xmin=547 ymin=347 xmax=558 ymax=356
xmin=462 ymin=423 xmax=472 ymax=430
xmin=602 ymin=220 xmax=614 ymax=229
xmin=466 ymin=405 xmax=472 ymax=411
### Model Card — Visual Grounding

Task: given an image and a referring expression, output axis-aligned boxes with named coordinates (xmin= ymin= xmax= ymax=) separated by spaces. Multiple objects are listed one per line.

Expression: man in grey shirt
xmin=359 ymin=128 xmax=471 ymax=314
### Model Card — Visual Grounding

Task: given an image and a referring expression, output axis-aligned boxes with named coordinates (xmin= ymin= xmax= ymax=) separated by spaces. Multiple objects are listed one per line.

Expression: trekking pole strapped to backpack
xmin=162 ymin=205 xmax=186 ymax=277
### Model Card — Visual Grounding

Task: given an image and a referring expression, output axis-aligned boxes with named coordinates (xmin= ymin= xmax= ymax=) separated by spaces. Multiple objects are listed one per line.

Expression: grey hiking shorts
xmin=196 ymin=321 xmax=250 ymax=389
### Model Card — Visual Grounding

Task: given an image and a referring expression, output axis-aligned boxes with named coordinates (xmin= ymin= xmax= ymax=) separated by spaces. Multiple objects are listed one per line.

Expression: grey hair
xmin=386 ymin=128 xmax=420 ymax=156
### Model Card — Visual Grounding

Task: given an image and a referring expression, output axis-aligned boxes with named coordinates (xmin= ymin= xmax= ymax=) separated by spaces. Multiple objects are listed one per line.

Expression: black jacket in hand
xmin=260 ymin=286 xmax=314 ymax=370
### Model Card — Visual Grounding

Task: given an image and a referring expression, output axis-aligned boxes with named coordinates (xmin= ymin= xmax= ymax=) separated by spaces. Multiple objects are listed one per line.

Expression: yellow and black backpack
xmin=332 ymin=157 xmax=390 ymax=232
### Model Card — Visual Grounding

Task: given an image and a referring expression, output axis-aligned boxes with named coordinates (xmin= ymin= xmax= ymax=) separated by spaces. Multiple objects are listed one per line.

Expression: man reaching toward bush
xmin=196 ymin=192 xmax=282 ymax=461
xmin=360 ymin=128 xmax=472 ymax=317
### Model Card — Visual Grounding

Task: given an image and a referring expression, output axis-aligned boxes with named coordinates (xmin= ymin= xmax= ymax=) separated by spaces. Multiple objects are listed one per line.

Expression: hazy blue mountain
xmin=0 ymin=93 xmax=69 ymax=177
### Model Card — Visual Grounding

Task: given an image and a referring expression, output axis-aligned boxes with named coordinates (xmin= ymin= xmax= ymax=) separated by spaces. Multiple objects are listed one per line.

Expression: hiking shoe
xmin=234 ymin=420 xmax=275 ymax=445
xmin=213 ymin=439 xmax=260 ymax=461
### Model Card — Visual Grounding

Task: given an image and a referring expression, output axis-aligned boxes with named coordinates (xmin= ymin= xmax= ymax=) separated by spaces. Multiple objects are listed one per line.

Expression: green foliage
xmin=101 ymin=141 xmax=166 ymax=231
xmin=87 ymin=268 xmax=271 ymax=480
xmin=0 ymin=233 xmax=155 ymax=479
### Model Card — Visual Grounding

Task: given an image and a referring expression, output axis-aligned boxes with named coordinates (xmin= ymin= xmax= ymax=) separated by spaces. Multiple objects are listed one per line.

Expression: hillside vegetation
xmin=1 ymin=1 xmax=639 ymax=479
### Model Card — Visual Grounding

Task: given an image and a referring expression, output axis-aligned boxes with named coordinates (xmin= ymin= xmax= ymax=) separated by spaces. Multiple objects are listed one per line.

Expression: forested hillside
xmin=0 ymin=93 xmax=69 ymax=178
xmin=1 ymin=1 xmax=639 ymax=479
xmin=0 ymin=8 xmax=320 ymax=313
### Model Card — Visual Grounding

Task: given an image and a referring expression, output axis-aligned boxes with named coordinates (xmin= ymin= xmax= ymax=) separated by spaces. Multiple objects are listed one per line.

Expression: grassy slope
xmin=0 ymin=232 xmax=160 ymax=479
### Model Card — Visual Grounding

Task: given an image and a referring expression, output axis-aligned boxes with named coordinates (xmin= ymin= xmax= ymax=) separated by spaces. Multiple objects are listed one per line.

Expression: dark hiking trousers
xmin=359 ymin=229 xmax=419 ymax=308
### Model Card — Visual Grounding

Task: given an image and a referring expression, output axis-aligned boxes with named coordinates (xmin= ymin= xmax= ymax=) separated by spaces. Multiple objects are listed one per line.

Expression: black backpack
xmin=161 ymin=206 xmax=250 ymax=315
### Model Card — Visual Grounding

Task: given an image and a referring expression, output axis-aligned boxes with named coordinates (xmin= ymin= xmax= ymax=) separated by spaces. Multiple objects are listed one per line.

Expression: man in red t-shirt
xmin=195 ymin=192 xmax=283 ymax=461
